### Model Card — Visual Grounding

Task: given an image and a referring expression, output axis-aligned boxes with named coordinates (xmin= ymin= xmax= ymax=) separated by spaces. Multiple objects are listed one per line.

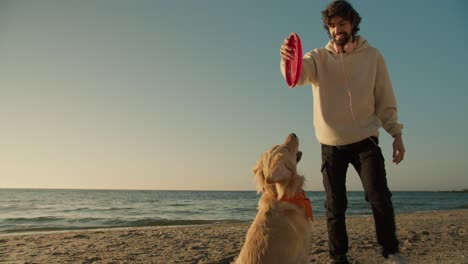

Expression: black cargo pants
xmin=321 ymin=137 xmax=399 ymax=262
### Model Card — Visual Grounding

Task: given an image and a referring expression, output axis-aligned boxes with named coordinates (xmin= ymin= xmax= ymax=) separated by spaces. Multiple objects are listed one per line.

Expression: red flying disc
xmin=285 ymin=33 xmax=303 ymax=88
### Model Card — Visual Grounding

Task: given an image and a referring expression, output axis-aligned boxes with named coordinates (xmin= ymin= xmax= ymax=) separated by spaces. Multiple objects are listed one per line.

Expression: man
xmin=279 ymin=1 xmax=407 ymax=264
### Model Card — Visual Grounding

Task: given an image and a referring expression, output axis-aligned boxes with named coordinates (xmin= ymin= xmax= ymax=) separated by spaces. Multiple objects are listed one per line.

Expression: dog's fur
xmin=235 ymin=133 xmax=312 ymax=264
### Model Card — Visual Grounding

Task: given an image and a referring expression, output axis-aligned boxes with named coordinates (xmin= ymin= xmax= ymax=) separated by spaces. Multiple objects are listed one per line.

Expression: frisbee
xmin=285 ymin=33 xmax=303 ymax=88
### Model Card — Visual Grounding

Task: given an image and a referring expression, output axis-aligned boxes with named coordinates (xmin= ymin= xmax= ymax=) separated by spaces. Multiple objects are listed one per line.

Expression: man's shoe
xmin=385 ymin=253 xmax=408 ymax=264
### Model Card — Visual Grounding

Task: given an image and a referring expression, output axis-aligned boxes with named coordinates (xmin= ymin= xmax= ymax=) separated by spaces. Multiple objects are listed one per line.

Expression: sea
xmin=1 ymin=189 xmax=467 ymax=234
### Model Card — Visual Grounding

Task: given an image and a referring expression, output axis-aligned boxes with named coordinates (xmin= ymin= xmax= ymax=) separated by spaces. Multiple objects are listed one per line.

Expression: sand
xmin=0 ymin=210 xmax=466 ymax=264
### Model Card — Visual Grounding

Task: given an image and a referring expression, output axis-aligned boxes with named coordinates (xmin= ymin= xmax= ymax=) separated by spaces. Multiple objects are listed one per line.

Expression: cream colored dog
xmin=235 ymin=133 xmax=313 ymax=264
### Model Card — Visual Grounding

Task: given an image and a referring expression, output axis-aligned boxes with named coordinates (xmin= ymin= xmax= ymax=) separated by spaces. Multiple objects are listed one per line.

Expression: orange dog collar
xmin=280 ymin=190 xmax=313 ymax=221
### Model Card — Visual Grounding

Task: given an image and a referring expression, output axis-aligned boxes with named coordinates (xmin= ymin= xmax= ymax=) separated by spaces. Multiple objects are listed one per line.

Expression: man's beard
xmin=333 ymin=32 xmax=351 ymax=47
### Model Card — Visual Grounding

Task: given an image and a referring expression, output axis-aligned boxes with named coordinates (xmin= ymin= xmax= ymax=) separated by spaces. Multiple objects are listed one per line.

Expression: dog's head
xmin=253 ymin=133 xmax=304 ymax=198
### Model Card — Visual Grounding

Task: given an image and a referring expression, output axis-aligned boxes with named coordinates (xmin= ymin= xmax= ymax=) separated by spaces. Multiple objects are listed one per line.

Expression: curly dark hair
xmin=321 ymin=1 xmax=362 ymax=39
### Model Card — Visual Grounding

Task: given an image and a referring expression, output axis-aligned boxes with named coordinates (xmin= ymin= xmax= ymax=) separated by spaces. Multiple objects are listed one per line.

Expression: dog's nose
xmin=290 ymin=133 xmax=297 ymax=138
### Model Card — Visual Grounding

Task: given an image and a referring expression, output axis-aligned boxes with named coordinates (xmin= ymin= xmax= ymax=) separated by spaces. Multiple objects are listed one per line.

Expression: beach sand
xmin=0 ymin=210 xmax=466 ymax=264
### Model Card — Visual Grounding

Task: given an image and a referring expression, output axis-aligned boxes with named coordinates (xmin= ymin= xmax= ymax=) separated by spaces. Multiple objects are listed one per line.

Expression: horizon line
xmin=1 ymin=187 xmax=466 ymax=192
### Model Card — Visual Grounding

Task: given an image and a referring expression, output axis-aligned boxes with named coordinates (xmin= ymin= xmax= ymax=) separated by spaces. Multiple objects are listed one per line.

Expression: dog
xmin=235 ymin=133 xmax=313 ymax=264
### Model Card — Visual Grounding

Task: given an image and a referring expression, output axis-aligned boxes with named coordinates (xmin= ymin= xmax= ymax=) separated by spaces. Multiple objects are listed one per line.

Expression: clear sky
xmin=1 ymin=0 xmax=467 ymax=191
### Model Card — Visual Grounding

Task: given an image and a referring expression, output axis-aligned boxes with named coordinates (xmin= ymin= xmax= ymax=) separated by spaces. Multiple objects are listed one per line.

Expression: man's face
xmin=328 ymin=16 xmax=353 ymax=46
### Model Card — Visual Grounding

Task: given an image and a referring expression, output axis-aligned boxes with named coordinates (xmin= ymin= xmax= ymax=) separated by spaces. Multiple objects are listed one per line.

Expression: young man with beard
xmin=279 ymin=1 xmax=407 ymax=264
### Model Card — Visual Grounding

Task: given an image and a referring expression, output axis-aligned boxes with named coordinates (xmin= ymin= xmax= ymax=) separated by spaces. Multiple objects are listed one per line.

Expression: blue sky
xmin=1 ymin=0 xmax=467 ymax=191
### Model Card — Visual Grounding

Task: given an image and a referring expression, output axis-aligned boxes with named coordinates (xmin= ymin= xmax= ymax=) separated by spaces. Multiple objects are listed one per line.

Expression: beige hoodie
xmin=282 ymin=36 xmax=403 ymax=146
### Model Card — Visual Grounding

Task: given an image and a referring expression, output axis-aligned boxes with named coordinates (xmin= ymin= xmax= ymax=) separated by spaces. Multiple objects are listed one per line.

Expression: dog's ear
xmin=296 ymin=151 xmax=302 ymax=163
xmin=266 ymin=163 xmax=291 ymax=184
xmin=253 ymin=154 xmax=266 ymax=193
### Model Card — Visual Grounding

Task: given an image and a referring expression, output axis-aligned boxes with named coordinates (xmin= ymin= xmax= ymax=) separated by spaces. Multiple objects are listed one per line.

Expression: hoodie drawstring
xmin=339 ymin=52 xmax=356 ymax=121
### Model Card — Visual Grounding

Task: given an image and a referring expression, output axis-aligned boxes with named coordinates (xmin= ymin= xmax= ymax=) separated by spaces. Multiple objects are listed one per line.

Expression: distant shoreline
xmin=2 ymin=209 xmax=466 ymax=236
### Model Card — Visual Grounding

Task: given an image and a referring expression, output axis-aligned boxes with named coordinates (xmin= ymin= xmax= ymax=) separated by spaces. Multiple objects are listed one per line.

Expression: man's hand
xmin=392 ymin=135 xmax=405 ymax=164
xmin=280 ymin=37 xmax=294 ymax=61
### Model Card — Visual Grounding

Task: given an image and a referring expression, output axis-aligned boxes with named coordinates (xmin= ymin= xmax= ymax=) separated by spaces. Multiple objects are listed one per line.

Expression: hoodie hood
xmin=325 ymin=36 xmax=369 ymax=54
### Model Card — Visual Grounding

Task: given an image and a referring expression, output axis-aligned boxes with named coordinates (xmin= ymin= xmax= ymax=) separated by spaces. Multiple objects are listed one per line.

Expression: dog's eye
xmin=296 ymin=151 xmax=302 ymax=163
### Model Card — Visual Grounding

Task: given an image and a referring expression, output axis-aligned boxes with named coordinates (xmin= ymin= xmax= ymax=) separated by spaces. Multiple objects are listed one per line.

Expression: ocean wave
xmin=0 ymin=218 xmax=246 ymax=234
xmin=166 ymin=203 xmax=190 ymax=207
xmin=62 ymin=207 xmax=135 ymax=212
xmin=1 ymin=216 xmax=64 ymax=224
